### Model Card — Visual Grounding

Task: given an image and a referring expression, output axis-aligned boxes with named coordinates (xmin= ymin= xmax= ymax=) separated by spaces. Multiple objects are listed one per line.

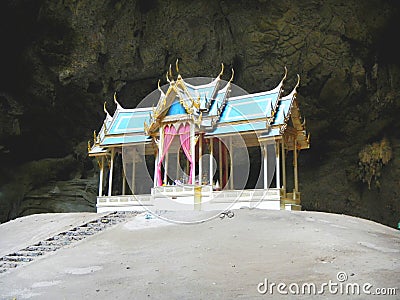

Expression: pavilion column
xmin=199 ymin=134 xmax=203 ymax=185
xmin=229 ymin=136 xmax=234 ymax=189
xmin=263 ymin=142 xmax=268 ymax=189
xmin=98 ymin=156 xmax=104 ymax=197
xmin=163 ymin=151 xmax=169 ymax=185
xmin=154 ymin=126 xmax=164 ymax=187
xmin=294 ymin=137 xmax=299 ymax=192
xmin=122 ymin=158 xmax=126 ymax=195
xmin=190 ymin=123 xmax=196 ymax=184
xmin=108 ymin=148 xmax=115 ymax=196
xmin=224 ymin=144 xmax=228 ymax=188
xmin=131 ymin=148 xmax=136 ymax=194
xmin=275 ymin=141 xmax=280 ymax=189
xmin=153 ymin=150 xmax=158 ymax=188
xmin=176 ymin=149 xmax=180 ymax=182
xmin=281 ymin=139 xmax=286 ymax=192
xmin=209 ymin=138 xmax=214 ymax=185
xmin=219 ymin=139 xmax=223 ymax=188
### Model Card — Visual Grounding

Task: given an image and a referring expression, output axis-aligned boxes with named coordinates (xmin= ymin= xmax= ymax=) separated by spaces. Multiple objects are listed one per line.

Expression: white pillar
xmin=199 ymin=134 xmax=203 ymax=185
xmin=153 ymin=151 xmax=158 ymax=188
xmin=131 ymin=149 xmax=136 ymax=194
xmin=164 ymin=151 xmax=169 ymax=184
xmin=122 ymin=159 xmax=126 ymax=195
xmin=108 ymin=148 xmax=115 ymax=196
xmin=281 ymin=139 xmax=286 ymax=192
xmin=154 ymin=126 xmax=164 ymax=187
xmin=229 ymin=136 xmax=233 ymax=189
xmin=190 ymin=123 xmax=196 ymax=184
xmin=209 ymin=138 xmax=214 ymax=185
xmin=294 ymin=138 xmax=299 ymax=192
xmin=98 ymin=156 xmax=104 ymax=196
xmin=219 ymin=139 xmax=223 ymax=188
xmin=176 ymin=149 xmax=180 ymax=182
xmin=276 ymin=141 xmax=280 ymax=189
xmin=263 ymin=142 xmax=268 ymax=189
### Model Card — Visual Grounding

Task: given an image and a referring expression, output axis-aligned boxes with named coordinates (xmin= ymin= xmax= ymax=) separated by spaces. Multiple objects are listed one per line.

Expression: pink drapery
xmin=178 ymin=123 xmax=194 ymax=184
xmin=156 ymin=123 xmax=194 ymax=186
xmin=157 ymin=125 xmax=176 ymax=186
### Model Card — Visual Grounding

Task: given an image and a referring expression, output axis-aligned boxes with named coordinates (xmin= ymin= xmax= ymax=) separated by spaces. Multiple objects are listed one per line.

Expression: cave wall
xmin=0 ymin=0 xmax=399 ymax=227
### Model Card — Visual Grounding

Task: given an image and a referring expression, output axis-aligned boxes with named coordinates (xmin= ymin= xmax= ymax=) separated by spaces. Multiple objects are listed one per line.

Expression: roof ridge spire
xmin=103 ymin=101 xmax=110 ymax=116
xmin=175 ymin=58 xmax=180 ymax=74
xmin=113 ymin=92 xmax=123 ymax=110
xmin=229 ymin=68 xmax=235 ymax=82
xmin=218 ymin=63 xmax=224 ymax=78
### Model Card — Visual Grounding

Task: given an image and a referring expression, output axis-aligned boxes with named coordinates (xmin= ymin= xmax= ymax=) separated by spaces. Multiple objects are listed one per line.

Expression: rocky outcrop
xmin=0 ymin=0 xmax=399 ymax=227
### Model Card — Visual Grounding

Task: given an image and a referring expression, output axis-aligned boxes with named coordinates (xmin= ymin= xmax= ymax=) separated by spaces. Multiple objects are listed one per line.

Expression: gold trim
xmin=283 ymin=66 xmax=288 ymax=82
xmin=113 ymin=92 xmax=123 ymax=109
xmin=157 ymin=79 xmax=162 ymax=92
xmin=219 ymin=63 xmax=224 ymax=77
xmin=279 ymin=124 xmax=288 ymax=135
xmin=295 ymin=74 xmax=300 ymax=90
xmin=229 ymin=68 xmax=235 ymax=82
xmin=175 ymin=58 xmax=179 ymax=74
xmin=169 ymin=64 xmax=173 ymax=80
xmin=103 ymin=102 xmax=109 ymax=116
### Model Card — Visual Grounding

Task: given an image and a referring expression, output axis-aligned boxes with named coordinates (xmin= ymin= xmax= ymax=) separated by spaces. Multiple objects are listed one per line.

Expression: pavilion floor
xmin=96 ymin=187 xmax=301 ymax=213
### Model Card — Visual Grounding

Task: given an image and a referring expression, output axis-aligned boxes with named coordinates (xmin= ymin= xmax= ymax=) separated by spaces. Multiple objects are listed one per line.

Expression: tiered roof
xmin=88 ymin=62 xmax=309 ymax=156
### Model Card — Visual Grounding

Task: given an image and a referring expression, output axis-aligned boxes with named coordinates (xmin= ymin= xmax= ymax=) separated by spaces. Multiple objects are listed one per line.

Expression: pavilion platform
xmin=96 ymin=186 xmax=301 ymax=213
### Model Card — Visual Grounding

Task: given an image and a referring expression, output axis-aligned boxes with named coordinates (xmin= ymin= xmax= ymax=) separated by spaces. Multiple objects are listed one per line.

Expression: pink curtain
xmin=157 ymin=125 xmax=176 ymax=186
xmin=179 ymin=123 xmax=194 ymax=184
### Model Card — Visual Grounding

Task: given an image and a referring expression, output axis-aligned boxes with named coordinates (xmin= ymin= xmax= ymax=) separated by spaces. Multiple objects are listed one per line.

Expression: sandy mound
xmin=0 ymin=209 xmax=399 ymax=299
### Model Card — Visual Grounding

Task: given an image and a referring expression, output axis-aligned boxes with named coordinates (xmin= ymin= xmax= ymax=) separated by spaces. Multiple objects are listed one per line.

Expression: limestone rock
xmin=0 ymin=0 xmax=399 ymax=227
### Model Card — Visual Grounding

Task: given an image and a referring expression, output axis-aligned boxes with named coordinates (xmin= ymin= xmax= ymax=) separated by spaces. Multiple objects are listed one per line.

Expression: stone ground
xmin=0 ymin=209 xmax=399 ymax=299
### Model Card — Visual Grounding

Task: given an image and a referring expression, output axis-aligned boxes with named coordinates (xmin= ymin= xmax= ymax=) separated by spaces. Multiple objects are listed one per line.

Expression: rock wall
xmin=0 ymin=0 xmax=399 ymax=227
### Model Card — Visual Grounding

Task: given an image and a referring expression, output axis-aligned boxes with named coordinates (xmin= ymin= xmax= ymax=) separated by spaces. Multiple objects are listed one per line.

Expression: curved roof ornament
xmin=218 ymin=63 xmax=224 ymax=78
xmin=277 ymin=66 xmax=288 ymax=97
xmin=157 ymin=79 xmax=165 ymax=96
xmin=166 ymin=71 xmax=171 ymax=83
xmin=295 ymin=74 xmax=300 ymax=90
xmin=175 ymin=58 xmax=180 ymax=74
xmin=114 ymin=92 xmax=123 ymax=110
xmin=169 ymin=64 xmax=173 ymax=80
xmin=103 ymin=101 xmax=110 ymax=117
xmin=283 ymin=66 xmax=288 ymax=81
xmin=93 ymin=130 xmax=97 ymax=144
xmin=286 ymin=74 xmax=301 ymax=98
xmin=229 ymin=68 xmax=235 ymax=83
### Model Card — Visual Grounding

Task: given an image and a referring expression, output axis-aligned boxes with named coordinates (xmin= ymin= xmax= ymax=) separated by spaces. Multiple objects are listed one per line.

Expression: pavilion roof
xmin=88 ymin=63 xmax=309 ymax=155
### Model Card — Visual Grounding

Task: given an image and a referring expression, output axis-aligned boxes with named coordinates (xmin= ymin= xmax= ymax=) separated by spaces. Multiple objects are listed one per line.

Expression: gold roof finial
xmin=283 ymin=66 xmax=288 ymax=81
xmin=218 ymin=63 xmax=224 ymax=77
xmin=166 ymin=71 xmax=171 ymax=83
xmin=103 ymin=101 xmax=110 ymax=116
xmin=87 ymin=140 xmax=91 ymax=153
xmin=157 ymin=79 xmax=163 ymax=93
xmin=169 ymin=64 xmax=173 ymax=80
xmin=295 ymin=74 xmax=300 ymax=89
xmin=175 ymin=58 xmax=180 ymax=74
xmin=93 ymin=130 xmax=97 ymax=144
xmin=229 ymin=68 xmax=235 ymax=82
xmin=113 ymin=92 xmax=123 ymax=109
